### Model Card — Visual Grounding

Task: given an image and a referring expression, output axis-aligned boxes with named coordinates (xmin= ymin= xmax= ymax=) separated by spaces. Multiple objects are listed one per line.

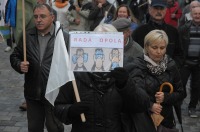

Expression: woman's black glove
xmin=68 ymin=102 xmax=89 ymax=118
xmin=110 ymin=67 xmax=129 ymax=88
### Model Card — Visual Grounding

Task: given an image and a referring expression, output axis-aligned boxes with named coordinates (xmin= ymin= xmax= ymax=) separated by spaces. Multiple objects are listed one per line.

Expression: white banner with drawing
xmin=69 ymin=32 xmax=124 ymax=72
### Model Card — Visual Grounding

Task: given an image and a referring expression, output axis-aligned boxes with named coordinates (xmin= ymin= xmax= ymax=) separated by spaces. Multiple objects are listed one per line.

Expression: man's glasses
xmin=34 ymin=14 xmax=51 ymax=20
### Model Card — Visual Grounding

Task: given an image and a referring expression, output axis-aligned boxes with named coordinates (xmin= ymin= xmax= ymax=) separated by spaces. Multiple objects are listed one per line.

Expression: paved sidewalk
xmin=0 ymin=43 xmax=71 ymax=132
xmin=0 ymin=42 xmax=200 ymax=132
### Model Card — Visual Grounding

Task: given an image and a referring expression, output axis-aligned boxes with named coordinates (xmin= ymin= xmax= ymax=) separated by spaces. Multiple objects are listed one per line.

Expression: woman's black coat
xmin=125 ymin=56 xmax=185 ymax=129
xmin=54 ymin=71 xmax=150 ymax=132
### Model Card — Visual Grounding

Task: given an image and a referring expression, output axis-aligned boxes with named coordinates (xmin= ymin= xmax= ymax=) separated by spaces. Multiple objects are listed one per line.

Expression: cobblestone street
xmin=0 ymin=42 xmax=200 ymax=132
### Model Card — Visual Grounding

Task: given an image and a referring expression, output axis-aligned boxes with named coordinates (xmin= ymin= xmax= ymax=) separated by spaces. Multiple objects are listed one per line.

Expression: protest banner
xmin=69 ymin=32 xmax=124 ymax=72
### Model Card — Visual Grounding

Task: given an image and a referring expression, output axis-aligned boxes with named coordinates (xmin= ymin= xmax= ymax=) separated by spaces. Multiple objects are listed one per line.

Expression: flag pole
xmin=72 ymin=80 xmax=86 ymax=122
xmin=138 ymin=0 xmax=151 ymax=8
xmin=22 ymin=0 xmax=27 ymax=62
xmin=100 ymin=0 xmax=116 ymax=24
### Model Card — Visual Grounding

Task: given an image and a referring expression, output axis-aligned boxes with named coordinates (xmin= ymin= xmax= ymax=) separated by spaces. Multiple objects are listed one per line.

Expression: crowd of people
xmin=0 ymin=0 xmax=199 ymax=131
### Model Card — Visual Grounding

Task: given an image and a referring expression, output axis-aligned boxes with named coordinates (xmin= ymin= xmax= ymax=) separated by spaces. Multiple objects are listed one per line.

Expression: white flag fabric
xmin=45 ymin=21 xmax=75 ymax=105
xmin=100 ymin=11 xmax=108 ymax=24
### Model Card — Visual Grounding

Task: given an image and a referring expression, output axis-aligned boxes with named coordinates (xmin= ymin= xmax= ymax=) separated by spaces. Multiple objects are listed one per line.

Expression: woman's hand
xmin=151 ymin=103 xmax=162 ymax=114
xmin=155 ymin=92 xmax=164 ymax=103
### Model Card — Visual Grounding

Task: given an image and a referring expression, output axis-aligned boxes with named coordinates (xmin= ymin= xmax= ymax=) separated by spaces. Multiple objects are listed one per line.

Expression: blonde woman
xmin=125 ymin=29 xmax=185 ymax=131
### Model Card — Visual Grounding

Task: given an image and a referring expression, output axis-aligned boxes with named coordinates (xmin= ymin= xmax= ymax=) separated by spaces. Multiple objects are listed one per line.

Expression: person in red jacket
xmin=164 ymin=0 xmax=182 ymax=28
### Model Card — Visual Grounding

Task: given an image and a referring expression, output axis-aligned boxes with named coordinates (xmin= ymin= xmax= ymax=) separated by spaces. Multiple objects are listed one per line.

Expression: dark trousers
xmin=26 ymin=98 xmax=64 ymax=132
xmin=7 ymin=38 xmax=12 ymax=47
xmin=6 ymin=27 xmax=15 ymax=47
xmin=180 ymin=61 xmax=200 ymax=109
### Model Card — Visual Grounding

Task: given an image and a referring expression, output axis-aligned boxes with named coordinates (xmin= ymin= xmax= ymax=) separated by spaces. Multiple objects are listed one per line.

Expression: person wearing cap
xmin=112 ymin=18 xmax=143 ymax=58
xmin=112 ymin=19 xmax=157 ymax=132
xmin=132 ymin=0 xmax=185 ymax=69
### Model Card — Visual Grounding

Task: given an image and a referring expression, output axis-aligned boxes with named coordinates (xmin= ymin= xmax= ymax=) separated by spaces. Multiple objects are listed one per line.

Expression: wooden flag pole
xmin=138 ymin=0 xmax=152 ymax=8
xmin=138 ymin=1 xmax=148 ymax=8
xmin=72 ymin=80 xmax=86 ymax=122
xmin=22 ymin=0 xmax=27 ymax=62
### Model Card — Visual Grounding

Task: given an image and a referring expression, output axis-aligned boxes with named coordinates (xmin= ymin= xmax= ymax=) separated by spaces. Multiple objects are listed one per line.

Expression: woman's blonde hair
xmin=144 ymin=30 xmax=168 ymax=54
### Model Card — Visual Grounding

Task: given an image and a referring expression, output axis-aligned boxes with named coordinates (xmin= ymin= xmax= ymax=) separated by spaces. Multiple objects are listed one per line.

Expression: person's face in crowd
xmin=34 ymin=6 xmax=54 ymax=34
xmin=191 ymin=7 xmax=200 ymax=25
xmin=117 ymin=7 xmax=129 ymax=18
xmin=149 ymin=6 xmax=167 ymax=22
xmin=146 ymin=39 xmax=167 ymax=64
xmin=190 ymin=1 xmax=200 ymax=11
xmin=122 ymin=28 xmax=131 ymax=45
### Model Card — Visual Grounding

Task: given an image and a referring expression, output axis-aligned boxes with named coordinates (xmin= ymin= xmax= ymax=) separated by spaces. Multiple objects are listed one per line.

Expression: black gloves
xmin=111 ymin=67 xmax=129 ymax=88
xmin=68 ymin=102 xmax=89 ymax=118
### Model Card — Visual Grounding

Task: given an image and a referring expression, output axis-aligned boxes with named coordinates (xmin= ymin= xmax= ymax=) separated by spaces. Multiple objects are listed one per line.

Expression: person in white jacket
xmin=52 ymin=0 xmax=70 ymax=32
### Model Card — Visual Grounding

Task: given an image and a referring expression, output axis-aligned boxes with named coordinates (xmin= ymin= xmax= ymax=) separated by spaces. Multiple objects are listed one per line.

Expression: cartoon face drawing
xmin=110 ymin=48 xmax=121 ymax=70
xmin=72 ymin=48 xmax=88 ymax=71
xmin=76 ymin=49 xmax=84 ymax=67
xmin=91 ymin=48 xmax=105 ymax=71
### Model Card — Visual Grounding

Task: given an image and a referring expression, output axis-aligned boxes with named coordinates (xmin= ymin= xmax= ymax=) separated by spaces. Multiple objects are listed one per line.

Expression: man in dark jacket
xmin=10 ymin=4 xmax=66 ymax=132
xmin=132 ymin=0 xmax=185 ymax=68
xmin=178 ymin=6 xmax=200 ymax=118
